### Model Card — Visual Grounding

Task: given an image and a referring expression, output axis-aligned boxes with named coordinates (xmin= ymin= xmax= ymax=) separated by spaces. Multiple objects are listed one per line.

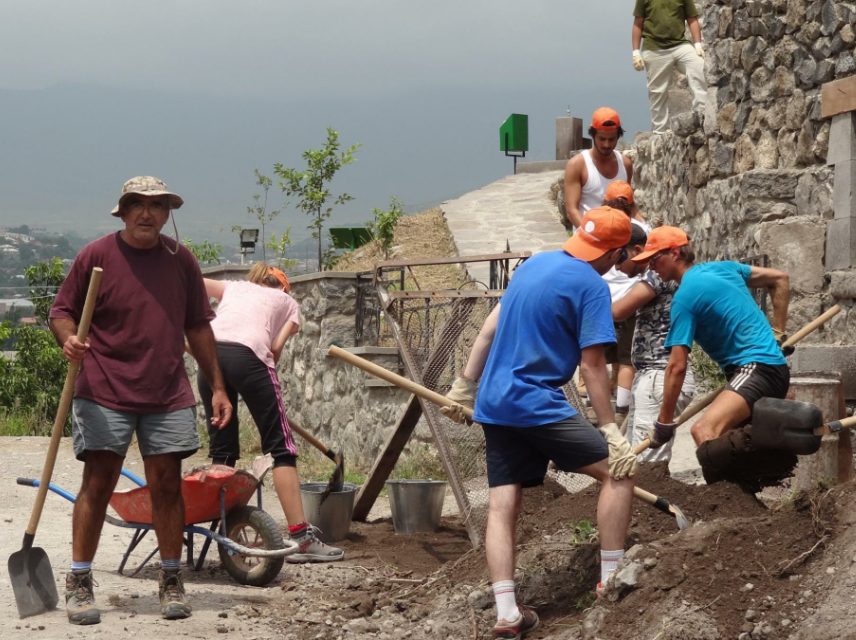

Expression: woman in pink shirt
xmin=197 ymin=262 xmax=343 ymax=563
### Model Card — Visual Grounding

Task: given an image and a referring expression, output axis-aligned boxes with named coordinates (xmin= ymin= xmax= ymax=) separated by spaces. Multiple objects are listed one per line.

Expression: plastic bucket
xmin=386 ymin=480 xmax=447 ymax=534
xmin=299 ymin=482 xmax=357 ymax=542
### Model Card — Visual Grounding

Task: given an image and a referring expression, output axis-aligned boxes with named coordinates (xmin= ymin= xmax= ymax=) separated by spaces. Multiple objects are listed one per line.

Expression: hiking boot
xmin=66 ymin=570 xmax=100 ymax=625
xmin=493 ymin=605 xmax=539 ymax=639
xmin=286 ymin=525 xmax=345 ymax=563
xmin=158 ymin=569 xmax=191 ymax=620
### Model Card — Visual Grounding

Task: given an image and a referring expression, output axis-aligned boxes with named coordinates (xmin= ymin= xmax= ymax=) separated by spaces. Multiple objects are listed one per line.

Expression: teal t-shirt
xmin=664 ymin=261 xmax=786 ymax=369
xmin=633 ymin=0 xmax=698 ymax=51
xmin=473 ymin=250 xmax=616 ymax=428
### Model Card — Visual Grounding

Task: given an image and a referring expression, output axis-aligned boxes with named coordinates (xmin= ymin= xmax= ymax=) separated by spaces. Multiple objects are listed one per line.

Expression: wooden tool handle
xmin=289 ymin=419 xmax=337 ymax=460
xmin=782 ymin=305 xmax=841 ymax=347
xmin=328 ymin=345 xmax=469 ymax=416
xmin=26 ymin=267 xmax=102 ymax=538
xmin=817 ymin=414 xmax=856 ymax=435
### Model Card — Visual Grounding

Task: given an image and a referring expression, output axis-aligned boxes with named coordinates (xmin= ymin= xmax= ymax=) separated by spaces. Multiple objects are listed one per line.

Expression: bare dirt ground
xmin=5 ymin=211 xmax=856 ymax=639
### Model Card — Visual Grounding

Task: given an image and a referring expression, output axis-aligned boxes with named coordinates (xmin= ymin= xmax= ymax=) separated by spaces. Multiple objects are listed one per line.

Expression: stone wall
xmin=190 ymin=270 xmax=421 ymax=468
xmin=632 ymin=0 xmax=853 ymax=342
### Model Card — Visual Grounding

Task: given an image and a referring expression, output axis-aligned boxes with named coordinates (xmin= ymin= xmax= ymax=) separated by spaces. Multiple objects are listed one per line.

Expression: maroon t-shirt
xmin=50 ymin=232 xmax=214 ymax=413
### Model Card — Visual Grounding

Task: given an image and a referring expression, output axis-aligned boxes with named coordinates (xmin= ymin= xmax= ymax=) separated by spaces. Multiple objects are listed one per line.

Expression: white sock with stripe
xmin=492 ymin=580 xmax=520 ymax=622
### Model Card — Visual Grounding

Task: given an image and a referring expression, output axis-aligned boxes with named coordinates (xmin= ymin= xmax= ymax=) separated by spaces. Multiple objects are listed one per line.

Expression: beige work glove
xmin=598 ymin=422 xmax=638 ymax=479
xmin=632 ymin=49 xmax=644 ymax=71
xmin=694 ymin=42 xmax=705 ymax=58
xmin=440 ymin=376 xmax=477 ymax=424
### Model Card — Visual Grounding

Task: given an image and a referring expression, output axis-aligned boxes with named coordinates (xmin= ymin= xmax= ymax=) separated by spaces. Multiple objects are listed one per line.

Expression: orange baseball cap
xmin=604 ymin=179 xmax=634 ymax=204
xmin=631 ymin=226 xmax=690 ymax=262
xmin=591 ymin=107 xmax=622 ymax=131
xmin=563 ymin=206 xmax=632 ymax=262
xmin=268 ymin=267 xmax=291 ymax=292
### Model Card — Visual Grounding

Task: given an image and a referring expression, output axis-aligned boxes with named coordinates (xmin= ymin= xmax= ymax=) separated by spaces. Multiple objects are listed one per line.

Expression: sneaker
xmin=158 ymin=569 xmax=192 ymax=620
xmin=286 ymin=525 xmax=345 ymax=563
xmin=493 ymin=605 xmax=539 ymax=639
xmin=65 ymin=570 xmax=100 ymax=625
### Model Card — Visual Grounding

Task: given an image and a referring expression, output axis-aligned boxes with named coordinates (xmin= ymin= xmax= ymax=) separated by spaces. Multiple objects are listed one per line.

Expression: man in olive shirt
xmin=632 ymin=0 xmax=708 ymax=133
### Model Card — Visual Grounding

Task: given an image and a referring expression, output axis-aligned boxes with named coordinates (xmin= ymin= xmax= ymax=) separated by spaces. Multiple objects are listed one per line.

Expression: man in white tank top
xmin=563 ymin=107 xmax=634 ymax=229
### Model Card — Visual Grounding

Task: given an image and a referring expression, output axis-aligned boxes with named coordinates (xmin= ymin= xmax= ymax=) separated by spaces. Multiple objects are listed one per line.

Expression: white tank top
xmin=580 ymin=149 xmax=628 ymax=213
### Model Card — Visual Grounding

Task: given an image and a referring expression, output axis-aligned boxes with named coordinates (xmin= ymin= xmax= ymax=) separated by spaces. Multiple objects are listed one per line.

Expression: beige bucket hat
xmin=110 ymin=176 xmax=184 ymax=216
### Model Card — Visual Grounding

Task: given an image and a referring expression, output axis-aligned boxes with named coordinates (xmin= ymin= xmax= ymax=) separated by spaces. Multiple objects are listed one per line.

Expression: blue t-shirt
xmin=664 ymin=261 xmax=786 ymax=368
xmin=473 ymin=250 xmax=616 ymax=427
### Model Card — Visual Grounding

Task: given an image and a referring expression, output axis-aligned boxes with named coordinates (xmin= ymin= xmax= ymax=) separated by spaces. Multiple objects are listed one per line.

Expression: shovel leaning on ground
xmin=288 ymin=419 xmax=345 ymax=504
xmin=327 ymin=345 xmax=690 ymax=530
xmin=9 ymin=266 xmax=103 ymax=618
xmin=632 ymin=304 xmax=843 ymax=456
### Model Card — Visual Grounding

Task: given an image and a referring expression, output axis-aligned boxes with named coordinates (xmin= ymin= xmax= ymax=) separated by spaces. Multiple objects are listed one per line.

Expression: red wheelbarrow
xmin=16 ymin=456 xmax=297 ymax=587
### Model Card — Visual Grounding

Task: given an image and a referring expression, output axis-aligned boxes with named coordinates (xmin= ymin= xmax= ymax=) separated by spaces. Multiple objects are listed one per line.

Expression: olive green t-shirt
xmin=633 ymin=0 xmax=698 ymax=51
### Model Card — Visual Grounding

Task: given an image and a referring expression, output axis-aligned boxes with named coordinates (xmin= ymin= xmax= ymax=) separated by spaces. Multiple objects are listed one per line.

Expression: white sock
xmin=492 ymin=580 xmax=520 ymax=622
xmin=600 ymin=549 xmax=625 ymax=584
xmin=616 ymin=387 xmax=632 ymax=410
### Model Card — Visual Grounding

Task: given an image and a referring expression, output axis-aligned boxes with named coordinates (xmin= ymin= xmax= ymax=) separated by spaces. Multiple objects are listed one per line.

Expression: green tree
xmin=184 ymin=239 xmax=223 ymax=265
xmin=25 ymin=257 xmax=64 ymax=324
xmin=247 ymin=169 xmax=281 ymax=261
xmin=371 ymin=197 xmax=404 ymax=258
xmin=274 ymin=128 xmax=359 ymax=270
xmin=266 ymin=228 xmax=298 ymax=270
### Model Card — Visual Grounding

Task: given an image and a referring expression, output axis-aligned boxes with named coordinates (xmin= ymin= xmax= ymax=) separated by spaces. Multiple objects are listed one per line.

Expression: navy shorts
xmin=483 ymin=415 xmax=608 ymax=488
xmin=724 ymin=362 xmax=790 ymax=408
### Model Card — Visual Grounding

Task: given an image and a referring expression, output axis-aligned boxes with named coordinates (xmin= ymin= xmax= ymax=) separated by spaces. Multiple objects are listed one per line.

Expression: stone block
xmin=758 ymin=218 xmax=825 ymax=292
xmin=825 ymin=216 xmax=856 ymax=270
xmin=833 ymin=159 xmax=856 ymax=219
xmin=739 ymin=169 xmax=800 ymax=200
xmin=827 ymin=113 xmax=856 ymax=165
xmin=791 ymin=345 xmax=856 ymax=399
xmin=828 ymin=270 xmax=856 ymax=299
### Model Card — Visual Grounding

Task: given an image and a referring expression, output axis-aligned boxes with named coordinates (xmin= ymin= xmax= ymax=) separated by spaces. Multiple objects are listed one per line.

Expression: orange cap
xmin=631 ymin=226 xmax=689 ymax=262
xmin=604 ymin=179 xmax=634 ymax=204
xmin=563 ymin=206 xmax=632 ymax=262
xmin=591 ymin=107 xmax=622 ymax=131
xmin=268 ymin=267 xmax=291 ymax=292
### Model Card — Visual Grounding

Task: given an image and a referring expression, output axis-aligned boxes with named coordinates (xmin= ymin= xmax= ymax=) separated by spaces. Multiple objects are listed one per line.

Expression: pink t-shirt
xmin=50 ymin=232 xmax=214 ymax=413
xmin=210 ymin=281 xmax=300 ymax=368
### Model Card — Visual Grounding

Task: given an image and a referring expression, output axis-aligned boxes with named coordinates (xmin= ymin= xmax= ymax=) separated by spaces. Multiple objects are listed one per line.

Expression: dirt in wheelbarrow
xmin=2 ymin=438 xmax=854 ymax=640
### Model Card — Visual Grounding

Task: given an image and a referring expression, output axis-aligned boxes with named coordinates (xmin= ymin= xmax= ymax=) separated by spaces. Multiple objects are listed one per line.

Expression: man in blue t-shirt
xmin=630 ymin=226 xmax=794 ymax=490
xmin=443 ymin=206 xmax=637 ymax=639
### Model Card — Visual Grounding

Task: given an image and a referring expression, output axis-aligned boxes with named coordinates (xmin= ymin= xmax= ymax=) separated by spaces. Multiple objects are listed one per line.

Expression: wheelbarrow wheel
xmin=218 ymin=505 xmax=285 ymax=586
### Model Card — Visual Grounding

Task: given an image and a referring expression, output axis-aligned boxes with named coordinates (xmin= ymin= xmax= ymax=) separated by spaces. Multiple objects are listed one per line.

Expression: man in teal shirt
xmin=632 ymin=0 xmax=708 ymax=133
xmin=631 ymin=227 xmax=794 ymax=491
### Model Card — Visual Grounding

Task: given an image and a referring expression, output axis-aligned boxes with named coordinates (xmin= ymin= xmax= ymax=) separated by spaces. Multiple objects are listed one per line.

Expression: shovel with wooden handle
xmin=327 ymin=345 xmax=691 ymax=530
xmin=632 ymin=304 xmax=842 ymax=456
xmin=287 ymin=418 xmax=345 ymax=504
xmin=9 ymin=266 xmax=102 ymax=618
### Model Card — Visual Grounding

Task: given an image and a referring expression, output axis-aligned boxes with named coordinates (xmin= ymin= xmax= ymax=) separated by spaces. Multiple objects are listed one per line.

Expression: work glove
xmin=649 ymin=420 xmax=677 ymax=449
xmin=632 ymin=49 xmax=645 ymax=71
xmin=773 ymin=328 xmax=795 ymax=356
xmin=598 ymin=422 xmax=638 ymax=480
xmin=440 ymin=376 xmax=477 ymax=424
xmin=694 ymin=42 xmax=705 ymax=58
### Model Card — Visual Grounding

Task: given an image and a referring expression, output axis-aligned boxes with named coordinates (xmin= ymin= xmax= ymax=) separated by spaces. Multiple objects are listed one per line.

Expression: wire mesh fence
xmin=374 ymin=254 xmax=595 ymax=547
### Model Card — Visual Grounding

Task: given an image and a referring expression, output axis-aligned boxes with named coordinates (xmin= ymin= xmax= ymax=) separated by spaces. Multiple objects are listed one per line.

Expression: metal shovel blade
xmin=9 ymin=543 xmax=58 ymax=618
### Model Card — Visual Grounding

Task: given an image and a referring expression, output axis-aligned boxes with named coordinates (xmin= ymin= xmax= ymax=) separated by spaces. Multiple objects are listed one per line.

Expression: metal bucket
xmin=299 ymin=482 xmax=357 ymax=542
xmin=386 ymin=480 xmax=447 ymax=534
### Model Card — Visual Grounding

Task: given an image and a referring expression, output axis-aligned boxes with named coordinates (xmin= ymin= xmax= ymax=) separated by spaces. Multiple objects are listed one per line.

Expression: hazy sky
xmin=0 ymin=1 xmax=650 ymax=253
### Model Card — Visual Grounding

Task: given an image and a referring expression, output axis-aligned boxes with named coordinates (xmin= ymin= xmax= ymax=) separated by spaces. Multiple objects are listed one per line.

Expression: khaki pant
xmin=642 ymin=42 xmax=707 ymax=133
xmin=627 ymin=368 xmax=696 ymax=463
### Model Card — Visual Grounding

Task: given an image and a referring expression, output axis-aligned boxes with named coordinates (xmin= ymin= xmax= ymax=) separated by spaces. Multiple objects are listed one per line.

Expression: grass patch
xmin=691 ymin=343 xmax=725 ymax=391
xmin=0 ymin=407 xmax=55 ymax=437
xmin=568 ymin=518 xmax=598 ymax=545
xmin=391 ymin=442 xmax=447 ymax=481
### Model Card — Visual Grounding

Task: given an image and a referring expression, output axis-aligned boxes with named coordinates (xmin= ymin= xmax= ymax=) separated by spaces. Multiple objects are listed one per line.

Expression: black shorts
xmin=724 ymin=362 xmax=790 ymax=408
xmin=604 ymin=318 xmax=636 ymax=366
xmin=198 ymin=342 xmax=299 ymax=467
xmin=483 ymin=415 xmax=608 ymax=488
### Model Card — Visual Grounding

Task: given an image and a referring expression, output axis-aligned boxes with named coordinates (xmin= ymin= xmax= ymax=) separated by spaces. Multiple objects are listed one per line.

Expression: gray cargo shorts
xmin=71 ymin=398 xmax=200 ymax=461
